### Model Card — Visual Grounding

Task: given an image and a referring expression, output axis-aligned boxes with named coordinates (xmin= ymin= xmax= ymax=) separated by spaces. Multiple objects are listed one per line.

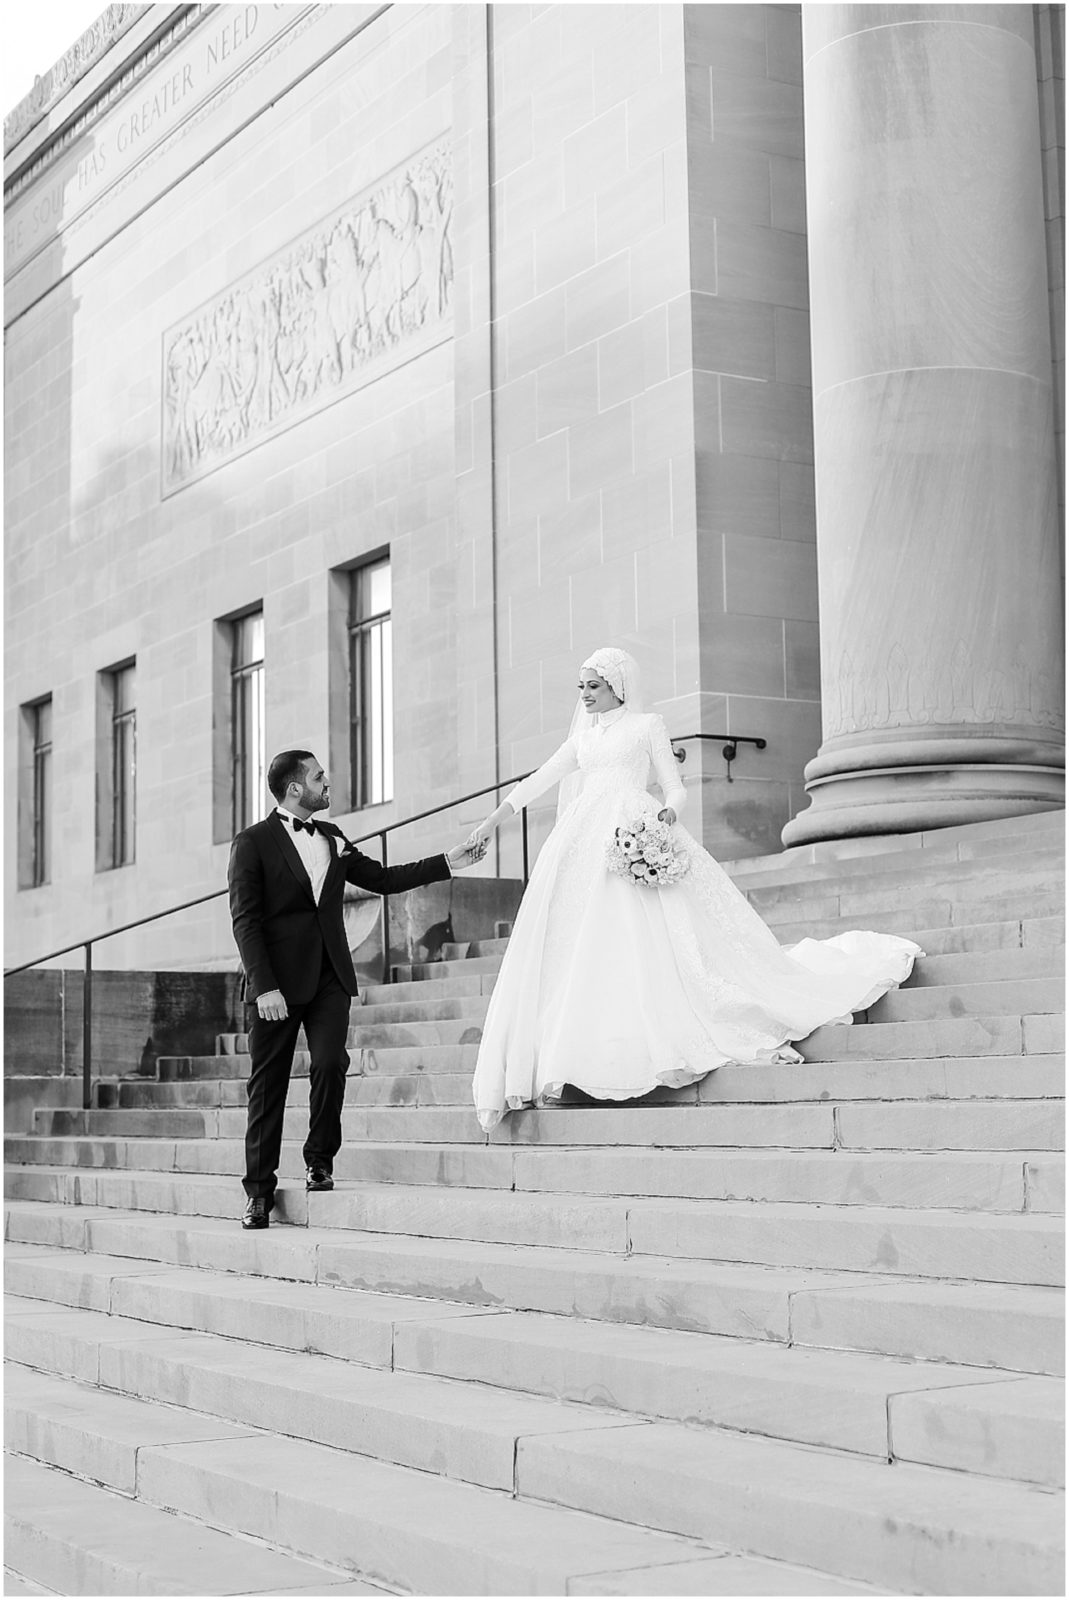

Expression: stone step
xmin=4 ymin=1375 xmax=752 ymax=1597
xmin=442 ymin=937 xmax=509 ymax=959
xmin=727 ymin=834 xmax=1065 ymax=891
xmin=30 ymin=1091 xmax=1063 ymax=1151
xmin=384 ymin=910 xmax=1065 ymax=987
xmin=908 ymin=948 xmax=1066 ymax=986
xmin=54 ymin=1053 xmax=1069 ymax=1120
xmin=354 ymin=995 xmax=490 ymax=1026
xmin=724 ymin=810 xmax=1065 ymax=882
xmin=5 ymin=1138 xmax=1064 ymax=1214
xmin=4 ymin=1449 xmax=364 ymax=1596
xmin=389 ymin=1306 xmax=1064 ymax=1484
xmin=774 ymin=909 xmax=1065 ymax=951
xmin=746 ymin=859 xmax=1063 ymax=916
xmin=219 ymin=1018 xmax=486 ymax=1053
xmin=888 ymin=1374 xmax=1064 ymax=1488
xmin=212 ymin=1011 xmax=1064 ymax=1080
xmin=159 ymin=1043 xmax=481 ymax=1080
xmin=363 ymin=973 xmax=497 ymax=1005
xmin=393 ymin=953 xmax=504 ymax=982
xmin=6 ymin=1206 xmax=1061 ymax=1373
xmin=798 ymin=1013 xmax=1047 ymax=1060
xmin=8 ymin=1116 xmax=1063 ymax=1205
xmin=867 ymin=977 xmax=1064 ymax=1021
xmin=512 ymin=1416 xmax=1064 ymax=1596
xmin=4 ymin=1298 xmax=644 ymax=1495
xmin=23 ymin=1167 xmax=1065 ymax=1281
xmin=7 ymin=1262 xmax=1059 ymax=1481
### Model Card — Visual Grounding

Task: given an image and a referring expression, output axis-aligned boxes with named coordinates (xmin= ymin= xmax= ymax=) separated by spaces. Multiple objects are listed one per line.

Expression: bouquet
xmin=606 ymin=816 xmax=689 ymax=888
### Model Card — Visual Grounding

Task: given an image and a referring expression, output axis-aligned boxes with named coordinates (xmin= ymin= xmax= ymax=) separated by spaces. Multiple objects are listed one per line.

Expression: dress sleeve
xmin=648 ymin=715 xmax=687 ymax=816
xmin=504 ymin=738 xmax=579 ymax=813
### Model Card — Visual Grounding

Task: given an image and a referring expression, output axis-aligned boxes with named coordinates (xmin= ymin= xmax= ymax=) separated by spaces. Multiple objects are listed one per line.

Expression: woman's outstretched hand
xmin=658 ymin=807 xmax=677 ymax=826
xmin=447 ymin=837 xmax=488 ymax=869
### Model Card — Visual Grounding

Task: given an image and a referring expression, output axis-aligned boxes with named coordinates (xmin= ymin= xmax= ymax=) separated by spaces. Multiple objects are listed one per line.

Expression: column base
xmin=782 ymin=763 xmax=1065 ymax=847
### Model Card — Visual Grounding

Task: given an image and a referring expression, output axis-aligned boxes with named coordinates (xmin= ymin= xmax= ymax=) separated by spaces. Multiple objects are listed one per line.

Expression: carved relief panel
xmin=162 ymin=137 xmax=453 ymax=493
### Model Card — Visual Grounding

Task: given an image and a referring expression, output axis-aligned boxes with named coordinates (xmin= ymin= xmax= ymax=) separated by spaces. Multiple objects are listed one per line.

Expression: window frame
xmin=347 ymin=555 xmax=393 ymax=810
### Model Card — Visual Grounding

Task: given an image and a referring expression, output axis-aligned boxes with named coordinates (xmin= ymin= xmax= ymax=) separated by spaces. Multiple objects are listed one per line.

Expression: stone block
xmin=566 ymin=254 xmax=632 ymax=349
xmin=1024 ymin=1013 xmax=1065 ymax=1053
xmin=395 ymin=1307 xmax=1018 ymax=1459
xmin=316 ymin=1228 xmax=849 ymax=1342
xmin=568 ymin=401 xmax=635 ymax=502
xmin=515 ymin=1423 xmax=1064 ymax=1595
xmin=512 ymin=1145 xmax=1027 ymax=1212
xmin=313 ymin=1184 xmax=629 ymax=1252
xmin=692 ymin=293 xmax=777 ymax=379
xmin=635 ymin=537 xmax=699 ymax=629
xmin=536 ymin=342 xmax=599 ymax=436
xmin=697 ymin=448 xmax=781 ymax=538
xmin=699 ymin=611 xmax=786 ymax=696
xmin=626 ymin=1200 xmax=1064 ymax=1285
xmin=5 ymin=1362 xmax=252 ymax=1494
xmin=631 ymin=375 xmax=693 ymax=473
xmin=598 ymin=313 xmax=666 ymax=411
xmin=505 ymin=288 xmax=568 ymax=382
xmin=723 ymin=532 xmax=818 ymax=622
xmin=629 ymin=216 xmax=692 ymax=314
xmin=801 ymin=1015 xmax=1024 ymax=1063
xmin=769 ymin=153 xmax=807 ymax=234
xmin=5 ymin=1454 xmax=341 ymax=1598
xmin=720 ymin=375 xmax=814 ymax=463
xmin=688 ymin=142 xmax=772 ymax=227
xmin=710 ymin=71 xmax=804 ymax=159
xmin=596 ymin=154 xmax=667 ymax=261
xmin=685 ymin=5 xmax=767 ymax=76
xmin=136 ymin=1429 xmax=720 ymax=1596
xmin=600 ymin=464 xmax=675 ymax=554
xmin=790 ymin=1276 xmax=1063 ymax=1374
xmin=570 ymin=1553 xmax=877 ymax=1595
xmin=534 ymin=201 xmax=598 ymax=295
xmin=837 ymin=1100 xmax=1063 ymax=1153
xmin=1026 ymin=1157 xmax=1066 ymax=1215
xmin=563 ymin=103 xmax=629 ymax=207
xmin=890 ymin=1376 xmax=1065 ymax=1487
xmin=95 ymin=1327 xmax=630 ymax=1492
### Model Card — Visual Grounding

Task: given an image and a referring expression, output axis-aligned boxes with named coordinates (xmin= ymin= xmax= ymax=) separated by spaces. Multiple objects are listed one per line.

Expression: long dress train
xmin=471 ymin=706 xmax=922 ymax=1132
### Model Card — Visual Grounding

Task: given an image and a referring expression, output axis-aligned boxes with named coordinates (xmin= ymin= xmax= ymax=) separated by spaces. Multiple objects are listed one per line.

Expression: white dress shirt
xmin=275 ymin=806 xmax=332 ymax=904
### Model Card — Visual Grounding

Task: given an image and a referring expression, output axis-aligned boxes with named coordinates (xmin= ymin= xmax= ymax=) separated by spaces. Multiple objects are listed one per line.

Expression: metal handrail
xmin=672 ymin=731 xmax=767 ymax=783
xmin=4 ymin=728 xmax=767 ymax=1106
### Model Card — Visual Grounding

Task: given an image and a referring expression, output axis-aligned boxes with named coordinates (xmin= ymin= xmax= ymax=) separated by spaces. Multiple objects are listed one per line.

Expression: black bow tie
xmin=290 ymin=816 xmax=318 ymax=835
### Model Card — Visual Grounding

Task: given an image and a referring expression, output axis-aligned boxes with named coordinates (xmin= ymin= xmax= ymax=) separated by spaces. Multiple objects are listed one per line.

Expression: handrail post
xmin=82 ymin=942 xmax=93 ymax=1111
xmin=379 ymin=831 xmax=391 ymax=986
xmin=521 ymin=807 xmax=530 ymax=887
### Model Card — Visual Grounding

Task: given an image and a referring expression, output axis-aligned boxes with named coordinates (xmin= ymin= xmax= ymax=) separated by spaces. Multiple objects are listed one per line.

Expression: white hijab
xmin=557 ymin=647 xmax=644 ymax=818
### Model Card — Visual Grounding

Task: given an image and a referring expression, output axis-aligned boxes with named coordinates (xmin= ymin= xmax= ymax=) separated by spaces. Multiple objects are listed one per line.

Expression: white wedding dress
xmin=472 ymin=705 xmax=922 ymax=1131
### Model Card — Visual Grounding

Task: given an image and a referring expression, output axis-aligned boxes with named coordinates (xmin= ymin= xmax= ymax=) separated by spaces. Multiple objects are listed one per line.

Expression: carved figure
xmin=162 ymin=140 xmax=453 ymax=490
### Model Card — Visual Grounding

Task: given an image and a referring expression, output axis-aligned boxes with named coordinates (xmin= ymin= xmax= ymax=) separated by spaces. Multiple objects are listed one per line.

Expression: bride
xmin=466 ymin=646 xmax=922 ymax=1133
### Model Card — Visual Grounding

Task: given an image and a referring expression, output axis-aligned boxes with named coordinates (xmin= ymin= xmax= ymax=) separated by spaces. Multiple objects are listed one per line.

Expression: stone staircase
xmin=4 ymin=809 xmax=1065 ymax=1596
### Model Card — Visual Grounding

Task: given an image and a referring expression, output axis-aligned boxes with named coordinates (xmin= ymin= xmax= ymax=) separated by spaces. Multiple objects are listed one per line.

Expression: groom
xmin=228 ymin=749 xmax=483 ymax=1228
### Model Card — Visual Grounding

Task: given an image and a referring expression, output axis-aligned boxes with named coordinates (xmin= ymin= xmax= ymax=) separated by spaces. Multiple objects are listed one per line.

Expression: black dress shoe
xmin=241 ymin=1195 xmax=271 ymax=1229
xmin=306 ymin=1164 xmax=334 ymax=1191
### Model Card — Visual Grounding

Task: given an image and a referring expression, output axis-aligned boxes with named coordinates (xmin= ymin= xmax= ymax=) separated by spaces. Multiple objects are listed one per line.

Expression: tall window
xmin=31 ymin=698 xmax=52 ymax=887
xmin=349 ymin=556 xmax=393 ymax=808
xmin=109 ymin=663 xmax=136 ymax=868
xmin=231 ymin=611 xmax=265 ymax=831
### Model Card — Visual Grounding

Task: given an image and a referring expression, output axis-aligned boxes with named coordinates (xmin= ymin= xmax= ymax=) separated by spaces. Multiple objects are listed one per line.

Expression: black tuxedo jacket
xmin=227 ymin=812 xmax=451 ymax=1005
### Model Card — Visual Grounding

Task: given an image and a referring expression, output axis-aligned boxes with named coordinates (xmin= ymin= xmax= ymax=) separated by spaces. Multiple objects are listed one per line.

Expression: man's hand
xmin=256 ymin=989 xmax=289 ymax=1022
xmin=447 ymin=839 xmax=488 ymax=869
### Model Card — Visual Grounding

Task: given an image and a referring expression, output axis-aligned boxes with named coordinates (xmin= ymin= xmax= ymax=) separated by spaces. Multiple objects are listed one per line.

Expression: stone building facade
xmin=5 ymin=3 xmax=1064 ymax=973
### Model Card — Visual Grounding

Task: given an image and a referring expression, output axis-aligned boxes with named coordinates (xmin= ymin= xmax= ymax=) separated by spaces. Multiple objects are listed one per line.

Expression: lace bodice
xmin=506 ymin=710 xmax=686 ymax=815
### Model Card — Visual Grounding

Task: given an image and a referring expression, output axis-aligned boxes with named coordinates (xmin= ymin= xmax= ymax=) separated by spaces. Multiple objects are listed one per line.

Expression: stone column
xmin=784 ymin=4 xmax=1064 ymax=846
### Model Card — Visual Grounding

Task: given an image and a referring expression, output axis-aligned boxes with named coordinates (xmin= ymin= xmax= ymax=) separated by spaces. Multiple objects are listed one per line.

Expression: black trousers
xmin=243 ymin=951 xmax=352 ymax=1199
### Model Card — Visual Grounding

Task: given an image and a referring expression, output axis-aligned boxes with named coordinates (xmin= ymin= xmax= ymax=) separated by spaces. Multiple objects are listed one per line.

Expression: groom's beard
xmin=299 ymin=787 xmax=330 ymax=814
